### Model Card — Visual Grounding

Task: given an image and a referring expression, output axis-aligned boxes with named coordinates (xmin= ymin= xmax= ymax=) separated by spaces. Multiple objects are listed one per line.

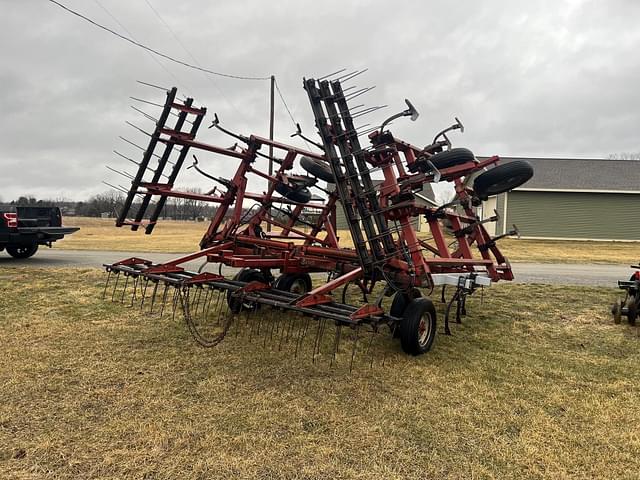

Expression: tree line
xmin=3 ymin=189 xmax=217 ymax=220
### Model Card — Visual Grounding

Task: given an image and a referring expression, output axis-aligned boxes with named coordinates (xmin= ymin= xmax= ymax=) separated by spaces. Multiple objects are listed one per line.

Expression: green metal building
xmin=488 ymin=157 xmax=640 ymax=241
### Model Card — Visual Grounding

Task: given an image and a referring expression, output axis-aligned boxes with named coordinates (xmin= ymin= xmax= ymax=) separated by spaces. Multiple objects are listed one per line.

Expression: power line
xmin=274 ymin=78 xmax=311 ymax=150
xmin=141 ymin=0 xmax=246 ymax=119
xmin=47 ymin=0 xmax=271 ymax=81
xmin=92 ymin=0 xmax=193 ymax=96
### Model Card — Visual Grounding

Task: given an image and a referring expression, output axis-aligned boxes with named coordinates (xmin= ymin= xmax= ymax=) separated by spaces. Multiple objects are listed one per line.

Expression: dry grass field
xmin=1 ymin=267 xmax=639 ymax=479
xmin=58 ymin=217 xmax=638 ymax=264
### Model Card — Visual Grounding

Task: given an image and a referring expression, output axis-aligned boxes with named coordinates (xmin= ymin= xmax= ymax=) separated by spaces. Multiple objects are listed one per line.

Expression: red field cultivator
xmin=103 ymin=75 xmax=533 ymax=365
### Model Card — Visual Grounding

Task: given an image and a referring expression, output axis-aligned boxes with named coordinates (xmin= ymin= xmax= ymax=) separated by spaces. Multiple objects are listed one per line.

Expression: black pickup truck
xmin=0 ymin=205 xmax=79 ymax=259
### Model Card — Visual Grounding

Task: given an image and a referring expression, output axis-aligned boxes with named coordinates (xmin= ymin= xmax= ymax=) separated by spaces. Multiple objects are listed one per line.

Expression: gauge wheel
xmin=400 ymin=297 xmax=437 ymax=356
xmin=428 ymin=147 xmax=476 ymax=170
xmin=274 ymin=273 xmax=312 ymax=294
xmin=227 ymin=268 xmax=267 ymax=314
xmin=390 ymin=288 xmax=422 ymax=338
xmin=473 ymin=161 xmax=534 ymax=200
xmin=300 ymin=156 xmax=335 ymax=183
xmin=274 ymin=182 xmax=312 ymax=203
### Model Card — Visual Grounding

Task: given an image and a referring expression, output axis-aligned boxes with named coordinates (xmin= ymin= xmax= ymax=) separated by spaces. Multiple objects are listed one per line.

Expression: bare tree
xmin=607 ymin=152 xmax=640 ymax=160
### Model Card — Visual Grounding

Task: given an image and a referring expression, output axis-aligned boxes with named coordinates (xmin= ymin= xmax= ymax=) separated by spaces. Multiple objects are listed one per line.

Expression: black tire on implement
xmin=300 ymin=156 xmax=335 ymax=183
xmin=274 ymin=273 xmax=312 ymax=294
xmin=227 ymin=268 xmax=266 ymax=314
xmin=428 ymin=147 xmax=476 ymax=170
xmin=473 ymin=160 xmax=534 ymax=200
xmin=390 ymin=288 xmax=422 ymax=338
xmin=6 ymin=244 xmax=38 ymax=259
xmin=400 ymin=297 xmax=437 ymax=356
xmin=274 ymin=182 xmax=312 ymax=203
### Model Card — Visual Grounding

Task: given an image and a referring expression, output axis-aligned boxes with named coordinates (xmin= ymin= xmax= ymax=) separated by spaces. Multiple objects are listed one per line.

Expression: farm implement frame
xmin=104 ymin=75 xmax=533 ymax=363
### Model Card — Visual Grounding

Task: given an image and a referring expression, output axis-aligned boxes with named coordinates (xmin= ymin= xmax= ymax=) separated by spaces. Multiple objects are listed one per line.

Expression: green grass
xmin=1 ymin=268 xmax=639 ymax=479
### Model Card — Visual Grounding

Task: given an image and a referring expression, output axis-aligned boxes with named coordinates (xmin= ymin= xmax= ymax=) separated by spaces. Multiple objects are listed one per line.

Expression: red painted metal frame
xmin=113 ymin=87 xmax=517 ymax=322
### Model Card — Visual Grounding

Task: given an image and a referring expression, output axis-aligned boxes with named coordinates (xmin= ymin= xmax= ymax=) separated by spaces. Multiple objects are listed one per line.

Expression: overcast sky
xmin=1 ymin=0 xmax=639 ymax=201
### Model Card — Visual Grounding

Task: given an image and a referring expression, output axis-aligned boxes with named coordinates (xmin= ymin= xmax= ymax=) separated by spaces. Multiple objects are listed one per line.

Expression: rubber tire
xmin=400 ymin=297 xmax=437 ymax=356
xmin=473 ymin=161 xmax=534 ymax=200
xmin=390 ymin=288 xmax=422 ymax=338
xmin=227 ymin=268 xmax=266 ymax=314
xmin=6 ymin=244 xmax=38 ymax=259
xmin=300 ymin=156 xmax=335 ymax=183
xmin=612 ymin=299 xmax=623 ymax=324
xmin=274 ymin=182 xmax=312 ymax=203
xmin=428 ymin=147 xmax=476 ymax=170
xmin=627 ymin=296 xmax=638 ymax=326
xmin=275 ymin=273 xmax=312 ymax=294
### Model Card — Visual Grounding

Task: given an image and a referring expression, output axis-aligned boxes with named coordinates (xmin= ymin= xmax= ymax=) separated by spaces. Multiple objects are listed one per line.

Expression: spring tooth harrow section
xmin=103 ymin=75 xmax=533 ymax=364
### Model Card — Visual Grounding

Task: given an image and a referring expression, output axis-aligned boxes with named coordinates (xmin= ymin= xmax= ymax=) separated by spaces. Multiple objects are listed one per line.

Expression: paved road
xmin=0 ymin=248 xmax=633 ymax=287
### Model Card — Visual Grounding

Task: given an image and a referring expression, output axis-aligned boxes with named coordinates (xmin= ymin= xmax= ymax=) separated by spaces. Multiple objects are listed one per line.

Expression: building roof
xmin=478 ymin=156 xmax=640 ymax=192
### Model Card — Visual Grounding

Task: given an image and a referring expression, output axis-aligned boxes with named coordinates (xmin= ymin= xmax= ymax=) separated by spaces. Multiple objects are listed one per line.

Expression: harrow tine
xmin=131 ymin=275 xmax=141 ymax=307
xmin=172 ymin=287 xmax=180 ymax=320
xmin=102 ymin=181 xmax=129 ymax=195
xmin=110 ymin=271 xmax=121 ymax=302
xmin=139 ymin=278 xmax=150 ymax=310
xmin=317 ymin=68 xmax=346 ymax=81
xmin=340 ymin=68 xmax=368 ymax=83
xmin=103 ymin=270 xmax=112 ymax=300
xmin=113 ymin=150 xmax=168 ymax=178
xmin=192 ymin=287 xmax=202 ymax=316
xmin=213 ymin=290 xmax=224 ymax=326
xmin=277 ymin=310 xmax=288 ymax=351
xmin=295 ymin=316 xmax=311 ymax=359
xmin=350 ymin=326 xmax=360 ymax=373
xmin=120 ymin=274 xmax=130 ymax=304
xmin=255 ymin=306 xmax=263 ymax=337
xmin=136 ymin=79 xmax=170 ymax=91
xmin=118 ymin=136 xmax=162 ymax=159
xmin=159 ymin=283 xmax=169 ymax=317
xmin=125 ymin=121 xmax=152 ymax=137
xmin=367 ymin=327 xmax=377 ymax=369
xmin=130 ymin=105 xmax=158 ymax=123
xmin=262 ymin=309 xmax=274 ymax=349
xmin=130 ymin=96 xmax=194 ymax=124
xmin=344 ymin=86 xmax=376 ymax=101
xmin=333 ymin=69 xmax=358 ymax=82
xmin=106 ymin=165 xmax=135 ymax=180
xmin=202 ymin=288 xmax=213 ymax=318
xmin=331 ymin=324 xmax=342 ymax=368
xmin=148 ymin=281 xmax=159 ymax=314
xmin=312 ymin=318 xmax=325 ymax=364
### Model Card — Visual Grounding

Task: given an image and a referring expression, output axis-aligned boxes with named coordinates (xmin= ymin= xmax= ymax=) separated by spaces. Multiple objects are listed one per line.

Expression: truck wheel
xmin=227 ymin=268 xmax=266 ymax=313
xmin=6 ymin=244 xmax=38 ymax=259
xmin=274 ymin=273 xmax=312 ymax=294
xmin=473 ymin=161 xmax=533 ymax=200
xmin=400 ymin=297 xmax=437 ymax=356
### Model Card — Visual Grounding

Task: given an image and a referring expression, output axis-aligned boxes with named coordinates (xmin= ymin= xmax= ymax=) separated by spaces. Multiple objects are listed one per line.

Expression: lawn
xmin=58 ymin=217 xmax=638 ymax=265
xmin=1 ymin=267 xmax=639 ymax=479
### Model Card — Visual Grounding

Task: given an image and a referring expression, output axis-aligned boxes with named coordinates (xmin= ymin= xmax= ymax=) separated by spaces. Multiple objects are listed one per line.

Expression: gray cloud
xmin=1 ymin=0 xmax=638 ymax=201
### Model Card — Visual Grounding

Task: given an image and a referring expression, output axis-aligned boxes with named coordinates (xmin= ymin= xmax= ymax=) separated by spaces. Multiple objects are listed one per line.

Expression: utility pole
xmin=268 ymin=75 xmax=275 ymax=232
